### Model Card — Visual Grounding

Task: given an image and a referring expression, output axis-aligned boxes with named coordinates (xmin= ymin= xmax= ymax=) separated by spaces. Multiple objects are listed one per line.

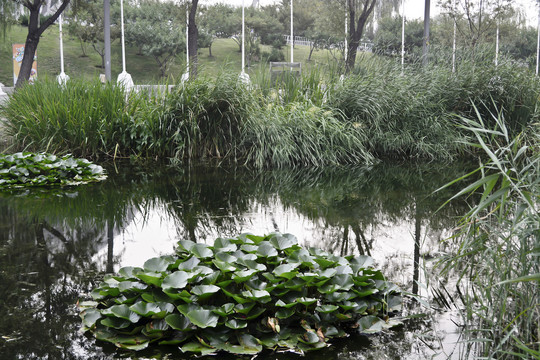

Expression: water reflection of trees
xmin=0 ymin=161 xmax=475 ymax=359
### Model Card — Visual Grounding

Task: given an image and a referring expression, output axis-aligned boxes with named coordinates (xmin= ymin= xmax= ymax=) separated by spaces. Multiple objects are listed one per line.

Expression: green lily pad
xmin=269 ymin=233 xmax=298 ymax=251
xmin=102 ymin=304 xmax=141 ymax=323
xmin=190 ymin=243 xmax=213 ymax=258
xmin=143 ymin=257 xmax=171 ymax=272
xmin=274 ymin=263 xmax=299 ymax=280
xmin=186 ymin=309 xmax=219 ymax=328
xmin=191 ymin=285 xmax=220 ymax=300
xmin=165 ymin=314 xmax=193 ymax=331
xmin=162 ymin=271 xmax=189 ymax=290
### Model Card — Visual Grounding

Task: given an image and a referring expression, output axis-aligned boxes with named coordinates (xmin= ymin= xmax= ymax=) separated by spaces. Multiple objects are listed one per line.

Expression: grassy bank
xmin=0 ymin=25 xmax=336 ymax=85
xmin=1 ymin=54 xmax=539 ymax=167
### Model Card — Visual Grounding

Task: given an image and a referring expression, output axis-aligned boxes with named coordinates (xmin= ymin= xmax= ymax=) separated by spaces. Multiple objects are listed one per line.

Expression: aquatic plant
xmin=0 ymin=152 xmax=106 ymax=188
xmin=81 ymin=233 xmax=401 ymax=355
xmin=438 ymin=109 xmax=539 ymax=359
xmin=0 ymin=79 xmax=144 ymax=159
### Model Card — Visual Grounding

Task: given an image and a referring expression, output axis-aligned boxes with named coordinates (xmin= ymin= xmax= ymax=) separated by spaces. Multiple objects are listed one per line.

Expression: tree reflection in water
xmin=0 ymin=161 xmax=474 ymax=359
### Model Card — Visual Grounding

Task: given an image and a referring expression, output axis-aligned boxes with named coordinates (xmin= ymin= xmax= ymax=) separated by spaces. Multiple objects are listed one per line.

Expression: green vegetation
xmin=438 ymin=110 xmax=539 ymax=358
xmin=81 ymin=233 xmax=401 ymax=355
xmin=2 ymin=52 xmax=538 ymax=166
xmin=0 ymin=152 xmax=106 ymax=188
xmin=1 ymin=79 xmax=145 ymax=159
xmin=0 ymin=25 xmax=333 ymax=85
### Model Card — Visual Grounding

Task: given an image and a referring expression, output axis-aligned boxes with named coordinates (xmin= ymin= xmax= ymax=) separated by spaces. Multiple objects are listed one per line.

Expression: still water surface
xmin=0 ymin=162 xmax=474 ymax=359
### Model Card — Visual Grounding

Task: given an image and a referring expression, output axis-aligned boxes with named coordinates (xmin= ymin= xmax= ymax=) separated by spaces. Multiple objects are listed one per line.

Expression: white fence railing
xmin=284 ymin=35 xmax=373 ymax=52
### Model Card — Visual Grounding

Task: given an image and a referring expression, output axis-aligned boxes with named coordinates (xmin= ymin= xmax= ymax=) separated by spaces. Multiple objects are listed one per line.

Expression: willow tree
xmin=1 ymin=0 xmax=71 ymax=88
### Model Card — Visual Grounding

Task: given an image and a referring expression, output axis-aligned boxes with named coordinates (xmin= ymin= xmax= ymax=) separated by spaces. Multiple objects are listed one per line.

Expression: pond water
xmin=0 ymin=162 xmax=475 ymax=359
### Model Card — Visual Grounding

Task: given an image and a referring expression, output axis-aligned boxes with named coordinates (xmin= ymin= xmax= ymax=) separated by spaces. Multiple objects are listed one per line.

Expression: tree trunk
xmin=188 ymin=0 xmax=199 ymax=78
xmin=16 ymin=0 xmax=70 ymax=89
xmin=345 ymin=0 xmax=377 ymax=73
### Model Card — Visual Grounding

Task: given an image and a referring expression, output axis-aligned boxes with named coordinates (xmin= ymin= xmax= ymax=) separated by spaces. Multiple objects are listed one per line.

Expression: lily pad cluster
xmin=81 ymin=233 xmax=401 ymax=355
xmin=0 ymin=152 xmax=106 ymax=188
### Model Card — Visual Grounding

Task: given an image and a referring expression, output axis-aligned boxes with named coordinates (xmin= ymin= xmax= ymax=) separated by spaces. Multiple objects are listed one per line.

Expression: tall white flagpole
xmin=290 ymin=0 xmax=293 ymax=63
xmin=117 ymin=0 xmax=134 ymax=88
xmin=452 ymin=0 xmax=457 ymax=73
xmin=182 ymin=7 xmax=190 ymax=83
xmin=401 ymin=0 xmax=405 ymax=72
xmin=57 ymin=14 xmax=69 ymax=86
xmin=239 ymin=0 xmax=250 ymax=84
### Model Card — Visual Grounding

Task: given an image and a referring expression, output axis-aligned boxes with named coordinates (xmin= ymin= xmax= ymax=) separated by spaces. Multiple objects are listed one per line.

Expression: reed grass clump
xmin=241 ymin=101 xmax=374 ymax=168
xmin=439 ymin=110 xmax=539 ymax=359
xmin=133 ymin=72 xmax=256 ymax=160
xmin=329 ymin=54 xmax=540 ymax=160
xmin=0 ymin=79 xmax=144 ymax=159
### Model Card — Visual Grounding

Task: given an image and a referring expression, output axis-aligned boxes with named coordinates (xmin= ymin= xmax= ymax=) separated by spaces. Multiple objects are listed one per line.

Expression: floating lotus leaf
xmin=130 ymin=301 xmax=174 ymax=318
xmin=215 ymin=252 xmax=237 ymax=264
xmin=212 ymin=303 xmax=235 ymax=316
xmin=162 ymin=271 xmax=189 ymax=291
xmin=225 ymin=319 xmax=248 ymax=329
xmin=256 ymin=242 xmax=278 ymax=258
xmin=118 ymin=266 xmax=139 ymax=279
xmin=134 ymin=271 xmax=163 ymax=287
xmin=232 ymin=269 xmax=258 ymax=283
xmin=143 ymin=257 xmax=171 ymax=272
xmin=213 ymin=259 xmax=237 ymax=272
xmin=177 ymin=240 xmax=196 ymax=253
xmin=316 ymin=305 xmax=339 ymax=313
xmin=186 ymin=309 xmax=219 ymax=328
xmin=269 ymin=233 xmax=299 ymax=251
xmin=180 ymin=341 xmax=216 ymax=355
xmin=82 ymin=233 xmax=401 ymax=356
xmin=274 ymin=263 xmax=299 ymax=280
xmin=176 ymin=256 xmax=200 ymax=270
xmin=165 ymin=314 xmax=193 ymax=331
xmin=213 ymin=238 xmax=238 ymax=252
xmin=102 ymin=304 xmax=141 ymax=323
xmin=191 ymin=285 xmax=220 ymax=300
xmin=101 ymin=317 xmax=131 ymax=329
xmin=357 ymin=315 xmax=385 ymax=334
xmin=118 ymin=281 xmax=147 ymax=293
xmin=289 ymin=249 xmax=316 ymax=267
xmin=275 ymin=307 xmax=295 ymax=319
xmin=80 ymin=308 xmax=102 ymax=328
xmin=237 ymin=258 xmax=266 ymax=271
xmin=241 ymin=244 xmax=259 ymax=253
xmin=190 ymin=243 xmax=213 ymax=259
xmin=234 ymin=302 xmax=256 ymax=314
xmin=241 ymin=289 xmax=271 ymax=303
xmin=275 ymin=299 xmax=297 ymax=309
xmin=296 ymin=297 xmax=317 ymax=306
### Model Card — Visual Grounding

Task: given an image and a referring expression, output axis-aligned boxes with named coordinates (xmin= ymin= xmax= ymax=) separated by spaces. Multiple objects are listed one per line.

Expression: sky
xmin=202 ymin=0 xmax=539 ymax=25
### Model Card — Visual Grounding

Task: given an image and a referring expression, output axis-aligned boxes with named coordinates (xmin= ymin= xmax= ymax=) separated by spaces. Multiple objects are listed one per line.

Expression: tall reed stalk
xmin=438 ymin=108 xmax=539 ymax=359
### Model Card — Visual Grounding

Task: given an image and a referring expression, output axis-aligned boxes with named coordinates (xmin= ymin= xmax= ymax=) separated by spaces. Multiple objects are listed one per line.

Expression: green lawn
xmin=1 ymin=24 xmax=343 ymax=85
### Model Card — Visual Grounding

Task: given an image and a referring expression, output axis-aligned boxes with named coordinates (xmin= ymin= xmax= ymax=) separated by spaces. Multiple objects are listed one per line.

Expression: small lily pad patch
xmin=0 ymin=152 xmax=106 ymax=188
xmin=81 ymin=233 xmax=401 ymax=355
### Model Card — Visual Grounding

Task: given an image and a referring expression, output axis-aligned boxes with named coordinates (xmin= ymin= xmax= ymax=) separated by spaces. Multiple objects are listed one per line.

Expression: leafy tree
xmin=438 ymin=0 xmax=514 ymax=47
xmin=373 ymin=16 xmax=424 ymax=61
xmin=66 ymin=0 xmax=120 ymax=67
xmin=1 ymin=0 xmax=71 ymax=88
xmin=199 ymin=3 xmax=236 ymax=57
xmin=124 ymin=0 xmax=185 ymax=78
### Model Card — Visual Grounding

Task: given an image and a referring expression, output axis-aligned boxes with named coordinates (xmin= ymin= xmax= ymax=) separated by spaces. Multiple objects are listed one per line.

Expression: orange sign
xmin=13 ymin=44 xmax=37 ymax=86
